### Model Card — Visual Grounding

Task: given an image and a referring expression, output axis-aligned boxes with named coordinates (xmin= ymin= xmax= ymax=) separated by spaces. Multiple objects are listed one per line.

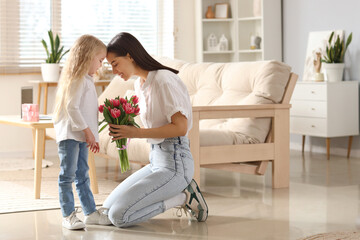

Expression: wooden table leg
xmin=37 ymin=84 xmax=42 ymax=106
xmin=34 ymin=128 xmax=45 ymax=199
xmin=302 ymin=135 xmax=305 ymax=153
xmin=347 ymin=136 xmax=353 ymax=158
xmin=44 ymin=84 xmax=48 ymax=114
xmin=34 ymin=84 xmax=42 ymax=159
xmin=326 ymin=138 xmax=330 ymax=160
xmin=32 ymin=129 xmax=36 ymax=159
xmin=42 ymin=84 xmax=49 ymax=159
xmin=88 ymin=151 xmax=99 ymax=194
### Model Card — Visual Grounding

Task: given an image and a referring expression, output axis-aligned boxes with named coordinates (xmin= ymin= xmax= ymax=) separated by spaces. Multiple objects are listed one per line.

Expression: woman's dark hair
xmin=107 ymin=32 xmax=179 ymax=74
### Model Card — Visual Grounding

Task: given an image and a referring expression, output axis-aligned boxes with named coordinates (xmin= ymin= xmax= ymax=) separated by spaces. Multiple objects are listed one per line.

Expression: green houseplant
xmin=40 ymin=30 xmax=69 ymax=82
xmin=322 ymin=31 xmax=352 ymax=82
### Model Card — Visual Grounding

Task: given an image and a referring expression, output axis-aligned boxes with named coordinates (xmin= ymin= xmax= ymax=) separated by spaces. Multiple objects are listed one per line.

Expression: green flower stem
xmin=116 ymin=138 xmax=130 ymax=173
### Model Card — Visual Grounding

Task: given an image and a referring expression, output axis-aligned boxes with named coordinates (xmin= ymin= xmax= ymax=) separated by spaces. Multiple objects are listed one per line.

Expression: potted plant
xmin=322 ymin=31 xmax=352 ymax=82
xmin=40 ymin=30 xmax=69 ymax=82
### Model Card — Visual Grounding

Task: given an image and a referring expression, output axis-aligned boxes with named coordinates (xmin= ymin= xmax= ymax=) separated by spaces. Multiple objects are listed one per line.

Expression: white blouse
xmin=134 ymin=70 xmax=192 ymax=144
xmin=54 ymin=74 xmax=99 ymax=143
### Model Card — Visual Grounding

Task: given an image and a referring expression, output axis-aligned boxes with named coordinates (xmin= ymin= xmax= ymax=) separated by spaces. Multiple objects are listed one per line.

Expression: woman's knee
xmin=108 ymin=205 xmax=129 ymax=227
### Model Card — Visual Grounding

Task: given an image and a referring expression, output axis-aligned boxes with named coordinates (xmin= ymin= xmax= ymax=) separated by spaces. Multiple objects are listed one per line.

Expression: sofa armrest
xmin=189 ymin=104 xmax=291 ymax=184
xmin=192 ymin=104 xmax=291 ymax=119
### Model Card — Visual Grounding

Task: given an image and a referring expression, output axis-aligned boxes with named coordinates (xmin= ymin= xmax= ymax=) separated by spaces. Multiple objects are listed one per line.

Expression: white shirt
xmin=54 ymin=75 xmax=99 ymax=143
xmin=135 ymin=70 xmax=192 ymax=144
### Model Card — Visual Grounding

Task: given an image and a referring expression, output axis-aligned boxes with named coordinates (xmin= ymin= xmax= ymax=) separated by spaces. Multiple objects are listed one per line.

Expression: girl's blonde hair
xmin=53 ymin=35 xmax=106 ymax=122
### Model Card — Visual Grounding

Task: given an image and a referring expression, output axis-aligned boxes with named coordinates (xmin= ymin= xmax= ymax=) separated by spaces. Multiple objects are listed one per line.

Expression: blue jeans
xmin=58 ymin=139 xmax=96 ymax=217
xmin=103 ymin=136 xmax=194 ymax=227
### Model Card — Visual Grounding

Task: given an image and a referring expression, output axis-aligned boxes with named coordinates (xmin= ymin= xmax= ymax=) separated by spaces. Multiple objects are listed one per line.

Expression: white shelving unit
xmin=195 ymin=0 xmax=282 ymax=63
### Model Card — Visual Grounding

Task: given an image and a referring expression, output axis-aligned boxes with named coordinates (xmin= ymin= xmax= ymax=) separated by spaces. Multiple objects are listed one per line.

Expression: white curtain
xmin=0 ymin=0 xmax=174 ymax=74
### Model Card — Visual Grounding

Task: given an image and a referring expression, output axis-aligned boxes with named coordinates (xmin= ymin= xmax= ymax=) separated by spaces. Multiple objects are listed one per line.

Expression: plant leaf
xmin=98 ymin=122 xmax=108 ymax=133
xmin=345 ymin=32 xmax=353 ymax=50
xmin=54 ymin=34 xmax=60 ymax=61
xmin=98 ymin=118 xmax=106 ymax=126
xmin=41 ymin=39 xmax=50 ymax=60
xmin=328 ymin=31 xmax=334 ymax=44
xmin=48 ymin=30 xmax=55 ymax=63
xmin=56 ymin=46 xmax=63 ymax=63
xmin=103 ymin=107 xmax=114 ymax=124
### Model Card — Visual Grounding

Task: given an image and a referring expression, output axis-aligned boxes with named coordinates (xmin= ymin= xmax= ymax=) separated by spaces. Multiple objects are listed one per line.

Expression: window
xmin=0 ymin=0 xmax=174 ymax=74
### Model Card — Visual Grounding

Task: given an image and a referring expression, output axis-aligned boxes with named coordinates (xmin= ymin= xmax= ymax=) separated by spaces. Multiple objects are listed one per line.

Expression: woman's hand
xmin=109 ymin=124 xmax=138 ymax=140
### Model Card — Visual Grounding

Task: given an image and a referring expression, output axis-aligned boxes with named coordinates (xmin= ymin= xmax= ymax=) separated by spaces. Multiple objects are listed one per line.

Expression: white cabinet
xmin=195 ymin=0 xmax=282 ymax=63
xmin=290 ymin=81 xmax=359 ymax=159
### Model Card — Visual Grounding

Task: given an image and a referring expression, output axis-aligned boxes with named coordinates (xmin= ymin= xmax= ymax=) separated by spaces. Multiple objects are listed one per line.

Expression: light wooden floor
xmin=1 ymin=150 xmax=360 ymax=240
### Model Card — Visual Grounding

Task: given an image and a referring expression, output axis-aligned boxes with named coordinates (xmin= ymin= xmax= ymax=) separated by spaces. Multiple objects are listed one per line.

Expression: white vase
xmin=323 ymin=63 xmax=345 ymax=82
xmin=41 ymin=63 xmax=60 ymax=82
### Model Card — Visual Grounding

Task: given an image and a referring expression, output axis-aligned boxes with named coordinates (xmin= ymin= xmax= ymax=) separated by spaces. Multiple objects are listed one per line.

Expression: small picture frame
xmin=215 ymin=3 xmax=229 ymax=19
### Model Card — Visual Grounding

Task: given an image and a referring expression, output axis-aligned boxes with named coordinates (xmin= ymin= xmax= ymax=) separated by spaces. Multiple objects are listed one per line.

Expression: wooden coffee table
xmin=0 ymin=115 xmax=53 ymax=199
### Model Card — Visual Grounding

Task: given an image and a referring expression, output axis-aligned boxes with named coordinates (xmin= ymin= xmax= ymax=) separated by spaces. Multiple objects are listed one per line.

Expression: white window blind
xmin=0 ymin=0 xmax=174 ymax=74
xmin=0 ymin=0 xmax=51 ymax=73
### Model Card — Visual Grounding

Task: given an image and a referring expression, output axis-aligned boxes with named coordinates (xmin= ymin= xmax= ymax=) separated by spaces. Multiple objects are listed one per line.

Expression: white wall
xmin=283 ymin=0 xmax=360 ymax=157
xmin=0 ymin=74 xmax=57 ymax=155
xmin=174 ymin=0 xmax=196 ymax=62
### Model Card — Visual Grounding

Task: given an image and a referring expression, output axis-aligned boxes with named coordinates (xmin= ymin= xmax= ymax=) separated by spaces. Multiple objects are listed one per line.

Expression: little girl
xmin=53 ymin=34 xmax=112 ymax=230
xmin=102 ymin=32 xmax=208 ymax=227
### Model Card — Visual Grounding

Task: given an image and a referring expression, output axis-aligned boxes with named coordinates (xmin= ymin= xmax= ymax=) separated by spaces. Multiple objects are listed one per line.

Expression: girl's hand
xmin=83 ymin=127 xmax=96 ymax=148
xmin=109 ymin=124 xmax=138 ymax=140
xmin=90 ymin=142 xmax=100 ymax=153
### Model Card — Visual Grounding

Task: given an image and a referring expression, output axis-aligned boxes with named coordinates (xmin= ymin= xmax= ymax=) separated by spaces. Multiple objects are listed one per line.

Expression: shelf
xmin=238 ymin=17 xmax=262 ymax=21
xmin=202 ymin=18 xmax=234 ymax=22
xmin=239 ymin=49 xmax=263 ymax=53
xmin=197 ymin=0 xmax=282 ymax=62
xmin=203 ymin=50 xmax=235 ymax=54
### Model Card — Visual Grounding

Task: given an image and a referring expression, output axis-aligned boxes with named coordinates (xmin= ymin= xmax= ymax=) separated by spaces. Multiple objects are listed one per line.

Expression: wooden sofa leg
xmin=272 ymin=109 xmax=290 ymax=188
xmin=189 ymin=111 xmax=201 ymax=187
xmin=88 ymin=151 xmax=99 ymax=194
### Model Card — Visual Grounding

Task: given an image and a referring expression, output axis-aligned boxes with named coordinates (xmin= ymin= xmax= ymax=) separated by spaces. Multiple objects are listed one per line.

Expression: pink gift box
xmin=22 ymin=104 xmax=39 ymax=122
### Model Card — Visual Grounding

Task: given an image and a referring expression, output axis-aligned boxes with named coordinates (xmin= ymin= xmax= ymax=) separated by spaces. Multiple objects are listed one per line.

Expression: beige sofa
xmin=88 ymin=57 xmax=297 ymax=192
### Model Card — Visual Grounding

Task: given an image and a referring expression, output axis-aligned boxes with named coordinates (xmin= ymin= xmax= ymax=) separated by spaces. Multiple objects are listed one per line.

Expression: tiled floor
xmin=1 ymin=150 xmax=360 ymax=240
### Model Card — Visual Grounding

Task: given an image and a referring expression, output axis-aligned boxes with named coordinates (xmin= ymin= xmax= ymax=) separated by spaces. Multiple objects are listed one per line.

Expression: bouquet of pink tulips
xmin=98 ymin=95 xmax=140 ymax=173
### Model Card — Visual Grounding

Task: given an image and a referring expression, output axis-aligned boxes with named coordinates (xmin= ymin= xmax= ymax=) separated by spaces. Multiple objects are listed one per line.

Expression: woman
xmin=102 ymin=32 xmax=208 ymax=228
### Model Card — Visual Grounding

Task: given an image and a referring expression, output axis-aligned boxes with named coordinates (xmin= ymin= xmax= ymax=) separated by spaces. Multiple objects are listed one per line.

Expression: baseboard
xmin=290 ymin=143 xmax=360 ymax=159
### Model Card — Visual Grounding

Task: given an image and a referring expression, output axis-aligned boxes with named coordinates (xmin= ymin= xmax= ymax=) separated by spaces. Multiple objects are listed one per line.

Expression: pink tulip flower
xmin=134 ymin=106 xmax=140 ymax=115
xmin=98 ymin=104 xmax=104 ymax=113
xmin=132 ymin=96 xmax=139 ymax=104
xmin=124 ymin=103 xmax=135 ymax=114
xmin=111 ymin=108 xmax=121 ymax=118
xmin=120 ymin=98 xmax=127 ymax=105
xmin=110 ymin=99 xmax=120 ymax=107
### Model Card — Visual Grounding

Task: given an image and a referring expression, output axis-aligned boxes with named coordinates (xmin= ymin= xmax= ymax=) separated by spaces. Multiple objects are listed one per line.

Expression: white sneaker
xmin=62 ymin=210 xmax=85 ymax=230
xmin=84 ymin=207 xmax=112 ymax=225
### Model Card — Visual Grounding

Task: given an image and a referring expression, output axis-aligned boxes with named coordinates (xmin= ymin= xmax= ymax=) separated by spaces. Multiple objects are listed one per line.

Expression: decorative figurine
xmin=207 ymin=33 xmax=218 ymax=51
xmin=218 ymin=34 xmax=229 ymax=51
xmin=250 ymin=35 xmax=261 ymax=49
xmin=313 ymin=52 xmax=325 ymax=81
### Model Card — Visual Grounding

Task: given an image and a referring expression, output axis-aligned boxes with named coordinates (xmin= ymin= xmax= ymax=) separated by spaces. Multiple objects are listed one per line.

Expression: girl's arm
xmin=109 ymin=112 xmax=187 ymax=140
